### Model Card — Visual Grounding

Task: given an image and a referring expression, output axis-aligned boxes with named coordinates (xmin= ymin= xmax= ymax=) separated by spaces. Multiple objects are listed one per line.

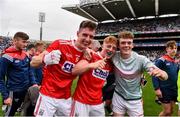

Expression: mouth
xmin=106 ymin=51 xmax=113 ymax=57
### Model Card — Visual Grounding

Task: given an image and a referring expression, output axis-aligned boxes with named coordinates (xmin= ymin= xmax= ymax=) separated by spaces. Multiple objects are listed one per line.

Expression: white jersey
xmin=112 ymin=51 xmax=155 ymax=100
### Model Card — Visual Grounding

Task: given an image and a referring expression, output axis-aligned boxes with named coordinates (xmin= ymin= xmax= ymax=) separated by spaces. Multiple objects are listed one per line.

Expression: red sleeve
xmin=46 ymin=40 xmax=60 ymax=52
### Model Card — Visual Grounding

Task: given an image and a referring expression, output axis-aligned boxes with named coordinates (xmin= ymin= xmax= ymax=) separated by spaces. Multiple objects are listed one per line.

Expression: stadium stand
xmin=62 ymin=0 xmax=180 ymax=61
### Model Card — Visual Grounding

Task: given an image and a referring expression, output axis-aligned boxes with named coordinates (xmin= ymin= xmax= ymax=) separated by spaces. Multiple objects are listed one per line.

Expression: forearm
xmin=30 ymin=51 xmax=48 ymax=67
xmin=30 ymin=56 xmax=43 ymax=67
xmin=72 ymin=60 xmax=92 ymax=75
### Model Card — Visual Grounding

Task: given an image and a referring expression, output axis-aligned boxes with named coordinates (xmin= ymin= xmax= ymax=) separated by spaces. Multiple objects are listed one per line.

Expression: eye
xmin=82 ymin=33 xmax=88 ymax=37
xmin=127 ymin=42 xmax=132 ymax=45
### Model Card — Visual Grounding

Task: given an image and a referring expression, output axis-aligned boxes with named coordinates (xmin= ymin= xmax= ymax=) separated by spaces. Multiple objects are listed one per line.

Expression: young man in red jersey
xmin=70 ymin=36 xmax=117 ymax=116
xmin=30 ymin=20 xmax=97 ymax=116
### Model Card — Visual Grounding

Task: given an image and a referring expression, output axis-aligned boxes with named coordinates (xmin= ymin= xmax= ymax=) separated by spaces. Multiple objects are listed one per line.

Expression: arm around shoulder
xmin=30 ymin=51 xmax=48 ymax=68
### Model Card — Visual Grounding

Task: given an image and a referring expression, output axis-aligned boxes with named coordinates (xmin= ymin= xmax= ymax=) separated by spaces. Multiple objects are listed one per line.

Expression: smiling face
xmin=101 ymin=36 xmax=117 ymax=59
xmin=75 ymin=20 xmax=97 ymax=51
xmin=76 ymin=27 xmax=95 ymax=50
xmin=119 ymin=38 xmax=134 ymax=58
xmin=118 ymin=31 xmax=134 ymax=59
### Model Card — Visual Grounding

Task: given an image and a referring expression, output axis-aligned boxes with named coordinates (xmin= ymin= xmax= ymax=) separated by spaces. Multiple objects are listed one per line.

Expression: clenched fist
xmin=43 ymin=50 xmax=61 ymax=65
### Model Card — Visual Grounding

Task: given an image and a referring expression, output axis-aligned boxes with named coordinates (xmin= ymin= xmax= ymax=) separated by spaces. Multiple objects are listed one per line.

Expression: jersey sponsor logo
xmin=92 ymin=69 xmax=109 ymax=80
xmin=62 ymin=61 xmax=75 ymax=73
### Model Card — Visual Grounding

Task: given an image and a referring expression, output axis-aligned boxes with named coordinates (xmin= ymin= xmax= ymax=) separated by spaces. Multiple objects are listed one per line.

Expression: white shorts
xmin=112 ymin=92 xmax=144 ymax=117
xmin=70 ymin=100 xmax=105 ymax=117
xmin=34 ymin=93 xmax=72 ymax=116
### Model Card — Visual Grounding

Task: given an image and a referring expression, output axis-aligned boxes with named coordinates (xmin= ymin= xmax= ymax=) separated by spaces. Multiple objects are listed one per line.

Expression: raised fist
xmin=43 ymin=50 xmax=61 ymax=65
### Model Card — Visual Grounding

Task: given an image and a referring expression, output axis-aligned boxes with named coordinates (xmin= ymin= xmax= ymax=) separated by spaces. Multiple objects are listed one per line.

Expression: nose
xmin=124 ymin=42 xmax=129 ymax=46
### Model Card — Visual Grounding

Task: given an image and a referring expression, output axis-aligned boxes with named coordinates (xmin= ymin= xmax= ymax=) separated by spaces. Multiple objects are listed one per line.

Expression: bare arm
xmin=72 ymin=59 xmax=106 ymax=75
xmin=30 ymin=51 xmax=48 ymax=67
xmin=148 ymin=67 xmax=168 ymax=81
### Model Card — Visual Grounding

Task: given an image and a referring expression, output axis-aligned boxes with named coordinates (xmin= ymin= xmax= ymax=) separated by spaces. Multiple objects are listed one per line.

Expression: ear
xmin=77 ymin=31 xmax=79 ymax=37
xmin=13 ymin=38 xmax=17 ymax=43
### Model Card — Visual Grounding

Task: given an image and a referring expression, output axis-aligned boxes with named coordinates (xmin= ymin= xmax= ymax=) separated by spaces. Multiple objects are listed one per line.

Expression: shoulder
xmin=134 ymin=51 xmax=145 ymax=59
xmin=1 ymin=53 xmax=14 ymax=62
xmin=155 ymin=56 xmax=165 ymax=63
xmin=58 ymin=39 xmax=74 ymax=45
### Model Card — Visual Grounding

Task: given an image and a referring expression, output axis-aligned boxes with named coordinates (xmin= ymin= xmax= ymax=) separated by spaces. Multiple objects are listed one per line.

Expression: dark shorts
xmin=158 ymin=88 xmax=177 ymax=103
xmin=102 ymin=84 xmax=115 ymax=100
xmin=103 ymin=73 xmax=115 ymax=100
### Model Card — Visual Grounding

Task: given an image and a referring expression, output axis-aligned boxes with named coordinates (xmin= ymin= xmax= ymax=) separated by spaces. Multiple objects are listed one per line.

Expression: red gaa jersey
xmin=73 ymin=52 xmax=113 ymax=105
xmin=40 ymin=39 xmax=84 ymax=99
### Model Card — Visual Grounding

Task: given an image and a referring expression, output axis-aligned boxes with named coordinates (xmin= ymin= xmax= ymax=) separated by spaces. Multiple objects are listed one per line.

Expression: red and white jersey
xmin=73 ymin=52 xmax=113 ymax=105
xmin=40 ymin=39 xmax=84 ymax=99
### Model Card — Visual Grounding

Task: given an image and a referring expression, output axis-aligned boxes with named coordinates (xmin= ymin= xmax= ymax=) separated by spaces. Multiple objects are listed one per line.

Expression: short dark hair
xmin=27 ymin=44 xmax=35 ymax=50
xmin=14 ymin=32 xmax=29 ymax=40
xmin=79 ymin=20 xmax=97 ymax=30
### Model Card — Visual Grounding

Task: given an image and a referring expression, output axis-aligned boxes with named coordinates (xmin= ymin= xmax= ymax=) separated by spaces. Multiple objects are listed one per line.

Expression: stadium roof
xmin=61 ymin=0 xmax=180 ymax=22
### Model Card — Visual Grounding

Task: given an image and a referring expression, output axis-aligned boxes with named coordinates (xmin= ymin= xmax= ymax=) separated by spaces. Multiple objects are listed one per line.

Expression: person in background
xmin=26 ymin=44 xmax=36 ymax=58
xmin=152 ymin=40 xmax=179 ymax=116
xmin=0 ymin=32 xmax=37 ymax=116
xmin=33 ymin=41 xmax=45 ymax=85
xmin=89 ymin=40 xmax=101 ymax=52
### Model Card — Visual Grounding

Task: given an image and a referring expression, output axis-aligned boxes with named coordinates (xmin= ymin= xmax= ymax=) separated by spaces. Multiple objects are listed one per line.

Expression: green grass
xmin=0 ymin=75 xmax=178 ymax=116
xmin=142 ymin=73 xmax=178 ymax=116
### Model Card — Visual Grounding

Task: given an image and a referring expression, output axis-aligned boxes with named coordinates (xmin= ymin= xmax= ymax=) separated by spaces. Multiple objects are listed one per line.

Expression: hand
xmin=43 ymin=50 xmax=61 ymax=65
xmin=155 ymin=89 xmax=163 ymax=98
xmin=83 ymin=48 xmax=95 ymax=61
xmin=4 ymin=97 xmax=12 ymax=106
xmin=89 ymin=58 xmax=106 ymax=69
xmin=32 ymin=84 xmax=38 ymax=87
xmin=148 ymin=67 xmax=168 ymax=80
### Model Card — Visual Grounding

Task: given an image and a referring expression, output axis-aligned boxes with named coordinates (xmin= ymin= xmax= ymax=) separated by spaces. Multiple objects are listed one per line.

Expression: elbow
xmin=30 ymin=61 xmax=37 ymax=68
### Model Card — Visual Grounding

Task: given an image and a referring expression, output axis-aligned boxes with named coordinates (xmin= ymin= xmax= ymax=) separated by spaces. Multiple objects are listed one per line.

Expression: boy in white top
xmin=112 ymin=31 xmax=168 ymax=116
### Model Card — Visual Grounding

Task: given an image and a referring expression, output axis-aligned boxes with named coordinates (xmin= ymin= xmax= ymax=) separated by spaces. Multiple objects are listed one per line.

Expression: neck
xmin=120 ymin=53 xmax=131 ymax=59
xmin=13 ymin=46 xmax=21 ymax=51
xmin=167 ymin=54 xmax=174 ymax=58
